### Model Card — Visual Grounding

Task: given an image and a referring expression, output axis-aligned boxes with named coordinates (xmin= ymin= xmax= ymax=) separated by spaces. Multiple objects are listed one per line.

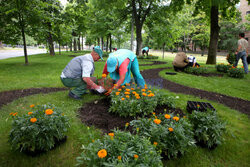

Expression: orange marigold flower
xmin=30 ymin=104 xmax=35 ymax=108
xmin=154 ymin=119 xmax=161 ymax=124
xmin=173 ymin=116 xmax=179 ymax=122
xmin=124 ymin=92 xmax=130 ymax=95
xmin=125 ymin=122 xmax=129 ymax=127
xmin=28 ymin=112 xmax=33 ymax=115
xmin=126 ymin=95 xmax=130 ymax=98
xmin=134 ymin=154 xmax=139 ymax=159
xmin=148 ymin=90 xmax=152 ymax=93
xmin=241 ymin=66 xmax=244 ymax=68
xmin=183 ymin=116 xmax=186 ymax=118
xmin=142 ymin=93 xmax=147 ymax=96
xmin=12 ymin=112 xmax=18 ymax=116
xmin=141 ymin=89 xmax=146 ymax=92
xmin=108 ymin=133 xmax=114 ymax=137
xmin=136 ymin=96 xmax=140 ymax=99
xmin=118 ymin=156 xmax=122 ymax=160
xmin=126 ymin=89 xmax=130 ymax=92
xmin=116 ymin=92 xmax=120 ymax=95
xmin=197 ymin=104 xmax=200 ymax=108
xmin=9 ymin=112 xmax=14 ymax=116
xmin=30 ymin=118 xmax=37 ymax=123
xmin=153 ymin=142 xmax=158 ymax=146
xmin=132 ymin=91 xmax=136 ymax=94
xmin=97 ymin=149 xmax=107 ymax=158
xmin=118 ymin=89 xmax=122 ymax=91
xmin=164 ymin=114 xmax=171 ymax=119
xmin=45 ymin=109 xmax=53 ymax=115
xmin=102 ymin=74 xmax=107 ymax=78
xmin=152 ymin=112 xmax=156 ymax=115
xmin=168 ymin=127 xmax=174 ymax=132
xmin=121 ymin=98 xmax=125 ymax=101
xmin=126 ymin=83 xmax=130 ymax=86
xmin=113 ymin=84 xmax=117 ymax=87
xmin=131 ymin=88 xmax=135 ymax=90
xmin=122 ymin=85 xmax=125 ymax=88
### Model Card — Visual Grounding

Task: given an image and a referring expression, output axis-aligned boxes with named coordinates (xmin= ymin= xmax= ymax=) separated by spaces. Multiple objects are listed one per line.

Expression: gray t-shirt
xmin=61 ymin=54 xmax=95 ymax=79
xmin=238 ymin=38 xmax=248 ymax=52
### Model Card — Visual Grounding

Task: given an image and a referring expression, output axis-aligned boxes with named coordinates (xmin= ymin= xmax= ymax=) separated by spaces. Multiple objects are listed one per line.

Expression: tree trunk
xmin=135 ymin=24 xmax=142 ymax=56
xmin=101 ymin=37 xmax=104 ymax=50
xmin=109 ymin=34 xmax=112 ymax=52
xmin=78 ymin=36 xmax=81 ymax=51
xmin=130 ymin=14 xmax=134 ymax=51
xmin=162 ymin=43 xmax=165 ymax=59
xmin=106 ymin=36 xmax=109 ymax=52
xmin=66 ymin=44 xmax=68 ymax=52
xmin=0 ymin=41 xmax=3 ymax=48
xmin=59 ymin=42 xmax=61 ymax=55
xmin=47 ymin=23 xmax=55 ymax=56
xmin=82 ymin=36 xmax=84 ymax=50
xmin=206 ymin=5 xmax=220 ymax=64
xmin=97 ymin=38 xmax=100 ymax=46
xmin=73 ymin=37 xmax=77 ymax=52
xmin=21 ymin=24 xmax=28 ymax=65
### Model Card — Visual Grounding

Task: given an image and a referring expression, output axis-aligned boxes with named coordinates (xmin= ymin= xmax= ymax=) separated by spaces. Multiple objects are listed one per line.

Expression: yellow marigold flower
xmin=118 ymin=156 xmax=122 ymax=160
xmin=9 ymin=112 xmax=14 ymax=116
xmin=116 ymin=92 xmax=120 ymax=95
xmin=144 ymin=84 xmax=147 ymax=87
xmin=136 ymin=128 xmax=139 ymax=131
xmin=108 ymin=133 xmax=114 ymax=137
xmin=132 ymin=91 xmax=136 ymax=94
xmin=197 ymin=104 xmax=200 ymax=108
xmin=28 ymin=112 xmax=33 ymax=115
xmin=97 ymin=149 xmax=107 ymax=158
xmin=153 ymin=142 xmax=158 ymax=146
xmin=124 ymin=92 xmax=130 ymax=95
xmin=131 ymin=88 xmax=135 ymax=90
xmin=155 ymin=116 xmax=157 ymax=118
xmin=148 ymin=90 xmax=152 ymax=93
xmin=126 ymin=89 xmax=130 ymax=92
xmin=30 ymin=104 xmax=35 ymax=108
xmin=12 ymin=112 xmax=18 ymax=116
xmin=173 ymin=116 xmax=179 ymax=122
xmin=122 ymin=85 xmax=125 ymax=88
xmin=125 ymin=122 xmax=129 ymax=127
xmin=164 ymin=114 xmax=171 ymax=119
xmin=121 ymin=98 xmax=125 ymax=101
xmin=152 ymin=112 xmax=155 ymax=115
xmin=136 ymin=96 xmax=140 ymax=99
xmin=102 ymin=74 xmax=107 ymax=78
xmin=45 ymin=109 xmax=53 ymax=115
xmin=134 ymin=154 xmax=139 ymax=159
xmin=92 ymin=139 xmax=95 ymax=143
xmin=168 ymin=127 xmax=174 ymax=132
xmin=141 ymin=89 xmax=146 ymax=92
xmin=142 ymin=93 xmax=147 ymax=96
xmin=114 ymin=84 xmax=117 ymax=87
xmin=30 ymin=118 xmax=37 ymax=123
xmin=154 ymin=119 xmax=161 ymax=125
xmin=118 ymin=89 xmax=122 ymax=91
xmin=126 ymin=95 xmax=130 ymax=98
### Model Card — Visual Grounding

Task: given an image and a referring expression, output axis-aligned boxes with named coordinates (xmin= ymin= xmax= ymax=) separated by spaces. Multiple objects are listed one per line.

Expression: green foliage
xmin=109 ymin=84 xmax=158 ymax=117
xmin=216 ymin=63 xmax=232 ymax=73
xmin=226 ymin=53 xmax=236 ymax=65
xmin=9 ymin=104 xmax=70 ymax=152
xmin=228 ymin=66 xmax=245 ymax=78
xmin=76 ymin=130 xmax=162 ymax=167
xmin=189 ymin=110 xmax=226 ymax=148
xmin=184 ymin=66 xmax=208 ymax=75
xmin=130 ymin=113 xmax=195 ymax=159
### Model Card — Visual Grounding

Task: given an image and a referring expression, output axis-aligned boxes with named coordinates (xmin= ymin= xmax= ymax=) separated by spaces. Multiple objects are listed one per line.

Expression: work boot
xmin=68 ymin=91 xmax=82 ymax=100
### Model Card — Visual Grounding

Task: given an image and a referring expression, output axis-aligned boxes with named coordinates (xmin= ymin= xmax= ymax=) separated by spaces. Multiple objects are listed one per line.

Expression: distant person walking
xmin=234 ymin=33 xmax=249 ymax=74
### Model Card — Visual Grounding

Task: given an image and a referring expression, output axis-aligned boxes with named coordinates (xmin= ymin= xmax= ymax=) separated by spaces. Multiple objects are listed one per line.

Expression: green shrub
xmin=228 ymin=66 xmax=245 ymax=78
xmin=130 ymin=113 xmax=195 ymax=159
xmin=216 ymin=63 xmax=232 ymax=73
xmin=226 ymin=53 xmax=236 ymax=65
xmin=184 ymin=66 xmax=208 ymax=75
xmin=76 ymin=130 xmax=162 ymax=167
xmin=9 ymin=104 xmax=70 ymax=152
xmin=189 ymin=110 xmax=226 ymax=148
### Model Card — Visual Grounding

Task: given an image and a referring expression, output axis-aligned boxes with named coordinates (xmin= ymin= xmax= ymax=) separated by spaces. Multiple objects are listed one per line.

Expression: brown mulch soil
xmin=140 ymin=61 xmax=167 ymax=66
xmin=187 ymin=73 xmax=224 ymax=77
xmin=0 ymin=87 xmax=68 ymax=109
xmin=141 ymin=68 xmax=250 ymax=115
xmin=78 ymin=97 xmax=184 ymax=133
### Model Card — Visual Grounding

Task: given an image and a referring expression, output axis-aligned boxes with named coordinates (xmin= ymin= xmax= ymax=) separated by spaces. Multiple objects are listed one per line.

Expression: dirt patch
xmin=140 ymin=61 xmax=167 ymax=66
xmin=78 ymin=98 xmax=185 ymax=133
xmin=141 ymin=68 xmax=250 ymax=115
xmin=186 ymin=73 xmax=224 ymax=77
xmin=0 ymin=87 xmax=68 ymax=109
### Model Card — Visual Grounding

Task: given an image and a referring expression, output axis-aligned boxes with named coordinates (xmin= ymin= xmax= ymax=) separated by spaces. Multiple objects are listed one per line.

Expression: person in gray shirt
xmin=61 ymin=46 xmax=106 ymax=100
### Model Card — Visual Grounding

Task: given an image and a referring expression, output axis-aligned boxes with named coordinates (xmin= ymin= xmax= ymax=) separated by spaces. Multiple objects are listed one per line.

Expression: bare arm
xmin=82 ymin=77 xmax=98 ymax=89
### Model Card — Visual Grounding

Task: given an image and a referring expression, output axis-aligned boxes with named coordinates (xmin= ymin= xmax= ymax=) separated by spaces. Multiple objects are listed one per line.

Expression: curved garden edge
xmin=0 ymin=87 xmax=68 ymax=109
xmin=141 ymin=68 xmax=250 ymax=115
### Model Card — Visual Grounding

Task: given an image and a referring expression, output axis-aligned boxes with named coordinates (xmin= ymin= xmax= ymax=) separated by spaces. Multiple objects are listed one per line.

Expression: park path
xmin=141 ymin=67 xmax=250 ymax=115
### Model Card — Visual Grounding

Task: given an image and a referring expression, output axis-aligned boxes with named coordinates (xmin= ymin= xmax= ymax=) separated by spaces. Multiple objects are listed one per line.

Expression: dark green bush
xmin=226 ymin=53 xmax=236 ymax=65
xmin=228 ymin=66 xmax=245 ymax=78
xmin=184 ymin=66 xmax=208 ymax=75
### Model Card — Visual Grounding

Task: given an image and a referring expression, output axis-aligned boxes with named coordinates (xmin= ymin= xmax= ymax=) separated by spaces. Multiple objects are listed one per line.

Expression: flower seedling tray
xmin=187 ymin=101 xmax=215 ymax=113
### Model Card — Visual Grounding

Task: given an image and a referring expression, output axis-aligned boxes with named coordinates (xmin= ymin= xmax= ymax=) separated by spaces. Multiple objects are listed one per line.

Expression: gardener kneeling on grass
xmin=102 ymin=49 xmax=146 ymax=95
xmin=60 ymin=46 xmax=106 ymax=100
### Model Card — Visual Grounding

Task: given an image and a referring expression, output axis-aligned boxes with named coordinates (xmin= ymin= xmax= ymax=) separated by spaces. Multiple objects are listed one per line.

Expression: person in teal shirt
xmin=142 ymin=47 xmax=149 ymax=56
xmin=102 ymin=49 xmax=145 ymax=94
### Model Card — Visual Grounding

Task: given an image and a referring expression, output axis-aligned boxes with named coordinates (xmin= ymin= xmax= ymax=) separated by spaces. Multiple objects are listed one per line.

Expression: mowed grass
xmin=0 ymin=51 xmax=249 ymax=167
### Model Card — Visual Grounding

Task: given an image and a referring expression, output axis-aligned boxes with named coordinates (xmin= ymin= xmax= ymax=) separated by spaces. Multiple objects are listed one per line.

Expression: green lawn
xmin=0 ymin=51 xmax=249 ymax=167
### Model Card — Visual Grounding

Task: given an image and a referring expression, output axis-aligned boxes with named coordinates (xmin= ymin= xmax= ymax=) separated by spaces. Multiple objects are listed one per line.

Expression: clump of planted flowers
xmin=9 ymin=104 xmax=70 ymax=153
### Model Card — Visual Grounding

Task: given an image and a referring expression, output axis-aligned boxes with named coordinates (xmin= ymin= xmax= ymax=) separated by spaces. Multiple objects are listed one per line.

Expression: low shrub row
xmin=216 ymin=63 xmax=245 ymax=78
xmin=184 ymin=66 xmax=208 ymax=75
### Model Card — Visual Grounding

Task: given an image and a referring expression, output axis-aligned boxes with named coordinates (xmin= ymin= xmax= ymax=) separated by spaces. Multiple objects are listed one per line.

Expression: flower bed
xmin=9 ymin=104 xmax=70 ymax=154
xmin=184 ymin=66 xmax=208 ymax=75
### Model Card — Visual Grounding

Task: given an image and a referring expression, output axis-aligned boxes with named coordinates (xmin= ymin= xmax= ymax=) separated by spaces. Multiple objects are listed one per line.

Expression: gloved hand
xmin=95 ymin=86 xmax=106 ymax=94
